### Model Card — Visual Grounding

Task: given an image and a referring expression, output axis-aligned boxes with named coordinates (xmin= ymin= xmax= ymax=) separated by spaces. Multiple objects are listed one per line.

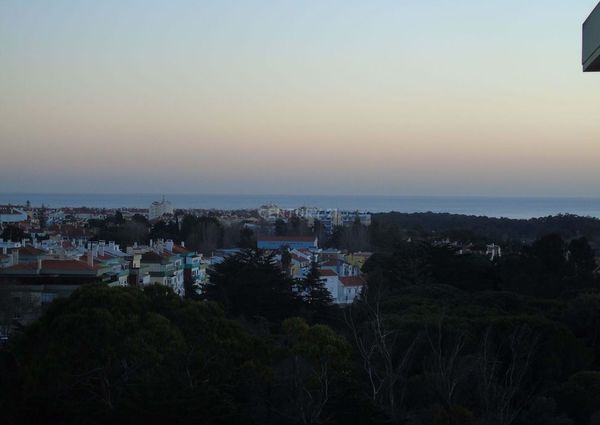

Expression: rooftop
xmin=339 ymin=276 xmax=366 ymax=287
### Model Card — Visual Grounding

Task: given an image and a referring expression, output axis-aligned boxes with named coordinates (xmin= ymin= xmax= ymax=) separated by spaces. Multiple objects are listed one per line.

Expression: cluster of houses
xmin=0 ymin=237 xmax=206 ymax=331
xmin=432 ymin=238 xmax=503 ymax=261
xmin=257 ymin=235 xmax=370 ymax=305
xmin=258 ymin=204 xmax=372 ymax=233
xmin=0 ymin=201 xmax=375 ymax=339
xmin=0 ymin=232 xmax=371 ymax=337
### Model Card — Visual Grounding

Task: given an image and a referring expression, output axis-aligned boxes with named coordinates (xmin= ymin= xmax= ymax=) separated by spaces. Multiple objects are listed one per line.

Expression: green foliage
xmin=564 ymin=294 xmax=600 ymax=367
xmin=203 ymin=250 xmax=300 ymax=323
xmin=3 ymin=284 xmax=267 ymax=425
xmin=6 ymin=220 xmax=600 ymax=425
xmin=0 ymin=224 xmax=25 ymax=242
xmin=300 ymin=261 xmax=334 ymax=323
xmin=557 ymin=371 xmax=600 ymax=425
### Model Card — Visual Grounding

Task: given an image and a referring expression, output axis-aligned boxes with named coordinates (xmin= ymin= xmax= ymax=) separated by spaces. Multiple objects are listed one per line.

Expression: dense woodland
xmin=3 ymin=214 xmax=600 ymax=424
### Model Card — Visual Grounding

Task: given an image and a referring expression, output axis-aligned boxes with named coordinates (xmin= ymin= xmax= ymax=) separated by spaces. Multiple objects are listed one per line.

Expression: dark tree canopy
xmin=203 ymin=250 xmax=300 ymax=323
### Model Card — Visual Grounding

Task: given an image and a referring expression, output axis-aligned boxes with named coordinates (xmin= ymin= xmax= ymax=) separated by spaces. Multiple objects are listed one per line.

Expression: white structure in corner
xmin=584 ymin=2 xmax=600 ymax=72
xmin=149 ymin=197 xmax=173 ymax=221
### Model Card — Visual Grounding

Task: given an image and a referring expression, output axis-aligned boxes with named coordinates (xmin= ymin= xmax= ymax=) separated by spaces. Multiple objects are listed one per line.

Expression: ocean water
xmin=2 ymin=193 xmax=600 ymax=219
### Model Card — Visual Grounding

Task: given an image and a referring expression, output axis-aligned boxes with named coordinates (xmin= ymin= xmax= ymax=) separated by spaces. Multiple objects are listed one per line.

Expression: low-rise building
xmin=0 ymin=207 xmax=28 ymax=224
xmin=257 ymin=235 xmax=318 ymax=250
xmin=317 ymin=268 xmax=365 ymax=305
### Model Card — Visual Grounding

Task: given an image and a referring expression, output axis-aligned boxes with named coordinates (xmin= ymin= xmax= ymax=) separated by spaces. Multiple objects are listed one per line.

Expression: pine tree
xmin=302 ymin=261 xmax=334 ymax=322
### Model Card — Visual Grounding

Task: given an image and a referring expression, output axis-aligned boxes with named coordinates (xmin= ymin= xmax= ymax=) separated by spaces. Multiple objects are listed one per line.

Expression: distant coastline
xmin=3 ymin=192 xmax=600 ymax=219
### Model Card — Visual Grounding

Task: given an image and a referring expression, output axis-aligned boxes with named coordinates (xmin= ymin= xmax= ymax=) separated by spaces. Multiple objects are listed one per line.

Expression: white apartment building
xmin=149 ymin=198 xmax=173 ymax=221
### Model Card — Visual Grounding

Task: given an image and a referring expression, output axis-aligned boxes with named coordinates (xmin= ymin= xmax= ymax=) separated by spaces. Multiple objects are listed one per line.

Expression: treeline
xmin=0 ymin=253 xmax=347 ymax=425
xmin=89 ymin=213 xmax=257 ymax=253
xmin=370 ymin=212 xmax=600 ymax=250
xmin=364 ymin=234 xmax=597 ymax=296
xmin=3 ymin=228 xmax=600 ymax=424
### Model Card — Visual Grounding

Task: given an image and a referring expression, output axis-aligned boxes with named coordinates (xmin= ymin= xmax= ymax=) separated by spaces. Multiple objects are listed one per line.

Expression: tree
xmin=4 ymin=284 xmax=267 ymax=425
xmin=275 ymin=219 xmax=288 ymax=236
xmin=203 ymin=250 xmax=300 ymax=323
xmin=239 ymin=226 xmax=255 ymax=249
xmin=557 ymin=371 xmax=600 ymax=425
xmin=0 ymin=225 xmax=25 ymax=242
xmin=564 ymin=294 xmax=600 ymax=368
xmin=281 ymin=248 xmax=292 ymax=277
xmin=477 ymin=325 xmax=539 ymax=425
xmin=273 ymin=317 xmax=351 ymax=425
xmin=424 ymin=315 xmax=470 ymax=413
xmin=345 ymin=284 xmax=420 ymax=423
xmin=131 ymin=213 xmax=149 ymax=226
xmin=36 ymin=204 xmax=47 ymax=230
xmin=179 ymin=215 xmax=223 ymax=253
xmin=111 ymin=211 xmax=125 ymax=225
xmin=567 ymin=237 xmax=596 ymax=277
xmin=301 ymin=261 xmax=333 ymax=323
xmin=528 ymin=234 xmax=566 ymax=274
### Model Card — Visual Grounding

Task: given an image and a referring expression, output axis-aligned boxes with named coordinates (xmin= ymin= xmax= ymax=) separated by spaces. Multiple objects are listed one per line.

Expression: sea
xmin=3 ymin=193 xmax=600 ymax=220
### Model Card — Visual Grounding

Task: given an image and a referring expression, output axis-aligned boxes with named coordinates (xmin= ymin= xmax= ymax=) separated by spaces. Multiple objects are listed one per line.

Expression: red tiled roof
xmin=322 ymin=260 xmax=338 ymax=267
xmin=291 ymin=253 xmax=309 ymax=262
xmin=3 ymin=262 xmax=38 ymax=271
xmin=42 ymin=259 xmax=102 ymax=271
xmin=319 ymin=269 xmax=338 ymax=277
xmin=80 ymin=254 xmax=113 ymax=261
xmin=339 ymin=276 xmax=366 ymax=287
xmin=18 ymin=245 xmax=46 ymax=256
xmin=172 ymin=244 xmax=190 ymax=254
xmin=2 ymin=259 xmax=102 ymax=272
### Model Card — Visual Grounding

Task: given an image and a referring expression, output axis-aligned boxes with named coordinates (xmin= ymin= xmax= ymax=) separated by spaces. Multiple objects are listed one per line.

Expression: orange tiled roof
xmin=171 ymin=245 xmax=190 ymax=254
xmin=339 ymin=276 xmax=366 ymax=287
xmin=42 ymin=259 xmax=103 ymax=271
xmin=3 ymin=259 xmax=102 ymax=272
xmin=17 ymin=246 xmax=46 ymax=256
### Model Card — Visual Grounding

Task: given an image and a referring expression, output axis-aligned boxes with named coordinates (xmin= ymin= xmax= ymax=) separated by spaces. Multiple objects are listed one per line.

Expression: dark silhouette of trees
xmin=179 ymin=215 xmax=223 ymax=253
xmin=273 ymin=317 xmax=351 ymax=425
xmin=0 ymin=225 xmax=25 ymax=242
xmin=202 ymin=250 xmax=300 ymax=324
xmin=2 ymin=284 xmax=266 ymax=425
xmin=36 ymin=204 xmax=47 ymax=230
xmin=301 ymin=261 xmax=334 ymax=323
xmin=275 ymin=219 xmax=287 ymax=236
xmin=239 ymin=226 xmax=255 ymax=249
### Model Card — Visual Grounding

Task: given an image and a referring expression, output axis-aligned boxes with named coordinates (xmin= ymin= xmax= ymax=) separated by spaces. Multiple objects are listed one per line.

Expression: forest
xmin=2 ymin=223 xmax=600 ymax=424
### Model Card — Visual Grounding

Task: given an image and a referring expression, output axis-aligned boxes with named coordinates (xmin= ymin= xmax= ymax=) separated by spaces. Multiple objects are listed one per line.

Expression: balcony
xmin=583 ymin=2 xmax=600 ymax=71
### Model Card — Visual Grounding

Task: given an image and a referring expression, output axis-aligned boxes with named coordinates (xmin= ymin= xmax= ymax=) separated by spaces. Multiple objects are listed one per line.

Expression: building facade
xmin=584 ymin=2 xmax=600 ymax=71
xmin=148 ymin=198 xmax=173 ymax=221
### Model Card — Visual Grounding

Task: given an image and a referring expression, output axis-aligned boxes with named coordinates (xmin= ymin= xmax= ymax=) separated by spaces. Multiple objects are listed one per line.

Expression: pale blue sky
xmin=1 ymin=1 xmax=600 ymax=196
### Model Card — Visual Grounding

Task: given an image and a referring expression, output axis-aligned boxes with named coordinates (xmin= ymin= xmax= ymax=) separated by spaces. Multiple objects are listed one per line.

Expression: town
xmin=0 ymin=198 xmax=520 ymax=335
xmin=0 ymin=199 xmax=377 ymax=331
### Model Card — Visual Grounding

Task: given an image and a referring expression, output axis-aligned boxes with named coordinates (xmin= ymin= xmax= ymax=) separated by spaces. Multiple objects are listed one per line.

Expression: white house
xmin=318 ymin=269 xmax=365 ymax=305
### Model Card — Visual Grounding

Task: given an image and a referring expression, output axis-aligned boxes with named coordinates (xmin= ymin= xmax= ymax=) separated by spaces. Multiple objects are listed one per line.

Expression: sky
xmin=1 ymin=0 xmax=600 ymax=197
